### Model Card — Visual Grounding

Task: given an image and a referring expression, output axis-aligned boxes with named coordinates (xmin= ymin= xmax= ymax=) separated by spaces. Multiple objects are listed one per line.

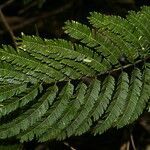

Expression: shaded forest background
xmin=0 ymin=0 xmax=150 ymax=149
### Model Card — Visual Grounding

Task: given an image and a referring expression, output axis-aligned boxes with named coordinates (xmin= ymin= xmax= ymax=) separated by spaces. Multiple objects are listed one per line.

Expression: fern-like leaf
xmin=94 ymin=72 xmax=129 ymax=134
xmin=0 ymin=84 xmax=40 ymax=118
xmin=33 ymin=82 xmax=87 ymax=141
xmin=129 ymin=64 xmax=150 ymax=123
xmin=39 ymin=79 xmax=100 ymax=141
xmin=18 ymin=82 xmax=73 ymax=142
xmin=117 ymin=68 xmax=142 ymax=128
xmin=0 ymin=84 xmax=27 ymax=102
xmin=88 ymin=12 xmax=140 ymax=60
xmin=0 ymin=85 xmax=58 ymax=139
xmin=20 ymin=35 xmax=108 ymax=75
xmin=64 ymin=21 xmax=122 ymax=65
xmin=0 ymin=6 xmax=149 ymax=143
xmin=92 ymin=75 xmax=115 ymax=121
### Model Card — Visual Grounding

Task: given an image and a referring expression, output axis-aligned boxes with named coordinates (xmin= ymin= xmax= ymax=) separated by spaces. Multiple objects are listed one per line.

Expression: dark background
xmin=0 ymin=0 xmax=150 ymax=44
xmin=0 ymin=0 xmax=149 ymax=149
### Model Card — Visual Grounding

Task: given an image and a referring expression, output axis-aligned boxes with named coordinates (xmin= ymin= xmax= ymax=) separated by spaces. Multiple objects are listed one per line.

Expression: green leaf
xmin=94 ymin=72 xmax=129 ymax=134
xmin=0 ymin=84 xmax=41 ymax=117
xmin=0 ymin=84 xmax=58 ymax=139
xmin=117 ymin=68 xmax=142 ymax=128
xmin=18 ymin=82 xmax=73 ymax=142
xmin=0 ymin=84 xmax=27 ymax=102
xmin=37 ymin=82 xmax=87 ymax=141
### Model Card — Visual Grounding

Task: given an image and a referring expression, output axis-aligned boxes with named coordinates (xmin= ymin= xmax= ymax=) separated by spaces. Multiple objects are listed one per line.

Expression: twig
xmin=1 ymin=16 xmax=24 ymax=25
xmin=127 ymin=141 xmax=130 ymax=150
xmin=120 ymin=141 xmax=130 ymax=150
xmin=0 ymin=9 xmax=17 ymax=47
xmin=130 ymin=134 xmax=137 ymax=150
xmin=0 ymin=0 xmax=15 ymax=9
xmin=35 ymin=24 xmax=39 ymax=36
xmin=63 ymin=142 xmax=77 ymax=150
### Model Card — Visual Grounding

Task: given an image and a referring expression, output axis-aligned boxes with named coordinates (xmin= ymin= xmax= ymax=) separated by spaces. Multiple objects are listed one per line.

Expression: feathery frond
xmin=94 ymin=72 xmax=129 ymax=134
xmin=0 ymin=6 xmax=149 ymax=143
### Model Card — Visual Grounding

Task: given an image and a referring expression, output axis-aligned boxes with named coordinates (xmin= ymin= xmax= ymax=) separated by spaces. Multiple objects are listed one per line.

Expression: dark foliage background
xmin=0 ymin=0 xmax=149 ymax=149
